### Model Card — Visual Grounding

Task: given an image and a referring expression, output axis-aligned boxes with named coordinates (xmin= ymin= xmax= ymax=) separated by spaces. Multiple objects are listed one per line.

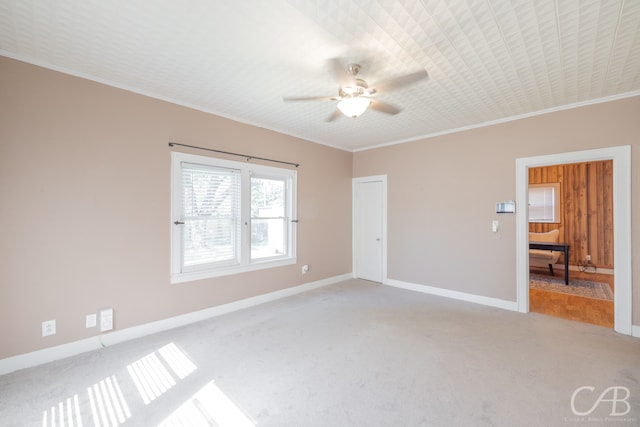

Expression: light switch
xmin=492 ymin=220 xmax=499 ymax=233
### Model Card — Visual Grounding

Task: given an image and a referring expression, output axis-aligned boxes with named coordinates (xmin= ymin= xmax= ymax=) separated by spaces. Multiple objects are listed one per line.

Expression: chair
xmin=529 ymin=229 xmax=562 ymax=275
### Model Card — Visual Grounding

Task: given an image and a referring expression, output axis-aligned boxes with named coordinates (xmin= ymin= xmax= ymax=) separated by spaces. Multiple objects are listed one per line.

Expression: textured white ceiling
xmin=1 ymin=0 xmax=639 ymax=151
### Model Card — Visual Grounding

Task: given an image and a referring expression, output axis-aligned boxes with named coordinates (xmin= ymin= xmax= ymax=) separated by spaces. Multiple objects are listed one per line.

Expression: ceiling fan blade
xmin=283 ymin=95 xmax=335 ymax=102
xmin=368 ymin=99 xmax=402 ymax=115
xmin=325 ymin=109 xmax=342 ymax=122
xmin=371 ymin=69 xmax=428 ymax=93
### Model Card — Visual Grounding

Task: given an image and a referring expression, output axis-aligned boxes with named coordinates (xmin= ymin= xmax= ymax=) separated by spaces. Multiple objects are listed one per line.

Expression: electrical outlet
xmin=586 ymin=254 xmax=591 ymax=262
xmin=42 ymin=320 xmax=56 ymax=337
xmin=86 ymin=313 xmax=97 ymax=328
xmin=99 ymin=308 xmax=113 ymax=332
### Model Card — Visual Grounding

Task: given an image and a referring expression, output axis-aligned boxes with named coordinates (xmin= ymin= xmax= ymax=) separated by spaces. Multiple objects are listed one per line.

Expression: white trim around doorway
xmin=515 ymin=146 xmax=632 ymax=335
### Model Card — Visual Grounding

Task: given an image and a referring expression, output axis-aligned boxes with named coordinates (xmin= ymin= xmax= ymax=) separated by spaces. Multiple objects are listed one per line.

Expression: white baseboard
xmin=384 ymin=278 xmax=519 ymax=312
xmin=385 ymin=278 xmax=639 ymax=339
xmin=0 ymin=273 xmax=352 ymax=376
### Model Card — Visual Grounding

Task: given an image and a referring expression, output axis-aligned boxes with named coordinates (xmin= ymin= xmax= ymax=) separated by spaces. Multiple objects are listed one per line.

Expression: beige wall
xmin=0 ymin=57 xmax=353 ymax=359
xmin=1 ymin=54 xmax=638 ymax=362
xmin=353 ymin=96 xmax=640 ymax=322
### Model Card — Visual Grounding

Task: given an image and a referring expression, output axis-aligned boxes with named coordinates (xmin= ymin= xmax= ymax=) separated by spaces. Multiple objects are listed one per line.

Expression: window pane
xmin=251 ymin=177 xmax=286 ymax=260
xmin=528 ymin=183 xmax=559 ymax=223
xmin=182 ymin=164 xmax=240 ymax=268
xmin=183 ymin=218 xmax=236 ymax=266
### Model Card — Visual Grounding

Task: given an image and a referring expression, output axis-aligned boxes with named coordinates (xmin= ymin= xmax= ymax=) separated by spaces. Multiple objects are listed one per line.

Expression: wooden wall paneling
xmin=567 ymin=163 xmax=576 ymax=262
xmin=597 ymin=161 xmax=606 ymax=265
xmin=529 ymin=161 xmax=613 ymax=269
xmin=575 ymin=162 xmax=589 ymax=265
xmin=587 ymin=162 xmax=599 ymax=265
xmin=592 ymin=162 xmax=603 ymax=267
xmin=562 ymin=164 xmax=576 ymax=264
xmin=602 ymin=160 xmax=614 ymax=268
xmin=528 ymin=167 xmax=538 ymax=232
xmin=556 ymin=166 xmax=564 ymax=240
xmin=582 ymin=160 xmax=615 ymax=269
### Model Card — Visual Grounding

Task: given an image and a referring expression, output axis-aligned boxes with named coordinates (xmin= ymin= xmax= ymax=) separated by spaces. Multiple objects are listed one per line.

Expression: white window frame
xmin=528 ymin=183 xmax=561 ymax=223
xmin=171 ymin=152 xmax=297 ymax=283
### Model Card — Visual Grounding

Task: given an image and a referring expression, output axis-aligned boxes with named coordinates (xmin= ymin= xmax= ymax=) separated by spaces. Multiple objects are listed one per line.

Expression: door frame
xmin=352 ymin=175 xmax=388 ymax=282
xmin=515 ymin=146 xmax=632 ymax=335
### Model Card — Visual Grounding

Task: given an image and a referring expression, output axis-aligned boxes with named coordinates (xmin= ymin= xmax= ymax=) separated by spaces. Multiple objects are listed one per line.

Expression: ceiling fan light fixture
xmin=337 ymin=97 xmax=370 ymax=118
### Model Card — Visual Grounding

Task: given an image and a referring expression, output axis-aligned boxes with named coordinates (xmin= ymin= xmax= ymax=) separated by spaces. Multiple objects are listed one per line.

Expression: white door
xmin=353 ymin=178 xmax=384 ymax=282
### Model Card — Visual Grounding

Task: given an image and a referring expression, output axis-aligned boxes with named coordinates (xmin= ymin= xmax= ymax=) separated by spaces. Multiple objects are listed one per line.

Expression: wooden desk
xmin=529 ymin=241 xmax=570 ymax=285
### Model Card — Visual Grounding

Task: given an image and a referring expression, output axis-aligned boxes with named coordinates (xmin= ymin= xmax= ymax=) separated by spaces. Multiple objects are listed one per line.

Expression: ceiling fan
xmin=283 ymin=60 xmax=428 ymax=122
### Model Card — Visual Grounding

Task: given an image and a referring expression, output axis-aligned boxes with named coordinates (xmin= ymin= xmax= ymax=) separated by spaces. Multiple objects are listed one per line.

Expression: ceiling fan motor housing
xmin=347 ymin=63 xmax=361 ymax=76
xmin=339 ymin=78 xmax=368 ymax=98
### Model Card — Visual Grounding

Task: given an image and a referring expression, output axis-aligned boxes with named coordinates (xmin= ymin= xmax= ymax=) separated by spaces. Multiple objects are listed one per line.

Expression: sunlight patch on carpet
xmin=159 ymin=381 xmax=255 ymax=427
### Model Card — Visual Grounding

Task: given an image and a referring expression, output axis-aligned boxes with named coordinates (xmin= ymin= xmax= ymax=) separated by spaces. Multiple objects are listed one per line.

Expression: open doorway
xmin=515 ymin=146 xmax=632 ymax=336
xmin=527 ymin=161 xmax=614 ymax=327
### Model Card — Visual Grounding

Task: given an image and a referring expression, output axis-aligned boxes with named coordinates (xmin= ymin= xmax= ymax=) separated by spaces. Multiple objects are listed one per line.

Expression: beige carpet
xmin=1 ymin=279 xmax=639 ymax=426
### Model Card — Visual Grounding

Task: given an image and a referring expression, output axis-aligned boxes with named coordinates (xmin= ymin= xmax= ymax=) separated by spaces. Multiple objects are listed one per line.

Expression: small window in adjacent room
xmin=171 ymin=152 xmax=297 ymax=283
xmin=528 ymin=183 xmax=561 ymax=223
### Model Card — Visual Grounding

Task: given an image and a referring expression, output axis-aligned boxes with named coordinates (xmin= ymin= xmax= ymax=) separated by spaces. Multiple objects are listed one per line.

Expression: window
xmin=528 ymin=183 xmax=560 ymax=223
xmin=251 ymin=176 xmax=287 ymax=260
xmin=171 ymin=152 xmax=296 ymax=283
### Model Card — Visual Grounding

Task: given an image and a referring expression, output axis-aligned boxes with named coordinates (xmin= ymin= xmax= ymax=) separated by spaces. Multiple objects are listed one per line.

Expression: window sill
xmin=171 ymin=257 xmax=297 ymax=284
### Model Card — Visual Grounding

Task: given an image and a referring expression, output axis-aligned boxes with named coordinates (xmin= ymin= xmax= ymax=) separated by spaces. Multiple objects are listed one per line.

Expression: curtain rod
xmin=168 ymin=142 xmax=299 ymax=168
